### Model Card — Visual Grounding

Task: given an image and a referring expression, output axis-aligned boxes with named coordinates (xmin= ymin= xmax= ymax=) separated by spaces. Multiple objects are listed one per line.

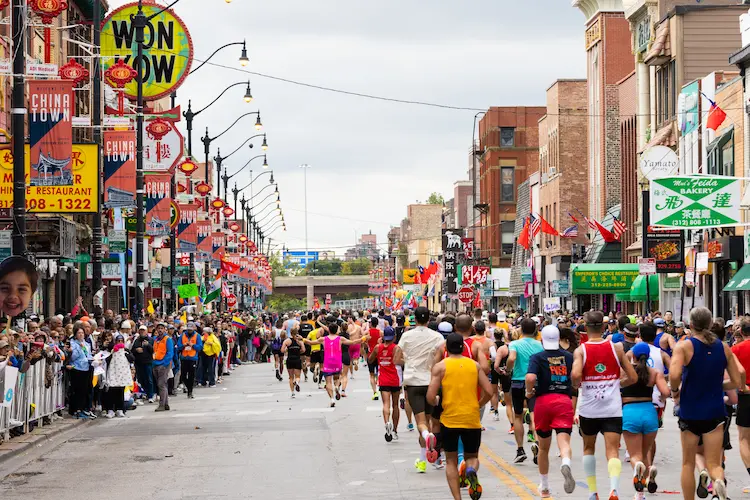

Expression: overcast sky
xmin=108 ymin=0 xmax=587 ymax=257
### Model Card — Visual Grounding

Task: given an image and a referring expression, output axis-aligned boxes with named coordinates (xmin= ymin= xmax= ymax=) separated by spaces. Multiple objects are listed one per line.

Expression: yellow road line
xmin=480 ymin=450 xmax=535 ymax=500
xmin=481 ymin=444 xmax=555 ymax=499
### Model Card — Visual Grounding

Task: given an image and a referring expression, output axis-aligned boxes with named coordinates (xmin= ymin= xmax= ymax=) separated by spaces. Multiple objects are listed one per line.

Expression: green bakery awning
xmin=629 ymin=275 xmax=659 ymax=301
xmin=571 ymin=264 xmax=640 ymax=294
xmin=723 ymin=264 xmax=750 ymax=291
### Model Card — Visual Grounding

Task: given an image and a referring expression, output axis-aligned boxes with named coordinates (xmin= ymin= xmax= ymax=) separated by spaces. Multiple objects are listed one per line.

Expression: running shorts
xmin=367 ymin=360 xmax=378 ymax=374
xmin=272 ymin=348 xmax=282 ymax=356
xmin=349 ymin=344 xmax=361 ymax=360
xmin=440 ymin=424 xmax=481 ymax=454
xmin=310 ymin=351 xmax=323 ymax=365
xmin=321 ymin=370 xmax=341 ymax=378
xmin=304 ymin=345 xmax=312 ymax=357
xmin=405 ymin=385 xmax=433 ymax=415
xmin=342 ymin=352 xmax=351 ymax=366
xmin=499 ymin=374 xmax=511 ymax=394
xmin=510 ymin=381 xmax=535 ymax=415
xmin=736 ymin=394 xmax=750 ymax=428
xmin=678 ymin=417 xmax=725 ymax=436
xmin=379 ymin=386 xmax=401 ymax=393
xmin=579 ymin=416 xmax=623 ymax=436
xmin=534 ymin=393 xmax=573 ymax=437
xmin=622 ymin=402 xmax=658 ymax=434
xmin=286 ymin=359 xmax=302 ymax=371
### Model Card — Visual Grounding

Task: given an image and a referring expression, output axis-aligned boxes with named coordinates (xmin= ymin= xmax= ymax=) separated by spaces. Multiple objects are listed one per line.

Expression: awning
xmin=571 ymin=263 xmax=639 ymax=294
xmin=629 ymin=275 xmax=659 ymax=301
xmin=644 ymin=19 xmax=670 ymax=66
xmin=723 ymin=264 xmax=750 ymax=291
xmin=639 ymin=121 xmax=676 ymax=153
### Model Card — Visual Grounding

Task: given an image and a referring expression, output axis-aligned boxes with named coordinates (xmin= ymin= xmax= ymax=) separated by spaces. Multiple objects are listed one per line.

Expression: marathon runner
xmin=670 ymin=307 xmax=745 ymax=500
xmin=299 ymin=312 xmax=315 ymax=382
xmin=369 ymin=325 xmax=402 ymax=442
xmin=398 ymin=306 xmax=444 ymax=473
xmin=348 ymin=315 xmax=363 ymax=375
xmin=281 ymin=325 xmax=305 ymax=398
xmin=525 ymin=324 xmax=576 ymax=497
xmin=272 ymin=319 xmax=285 ymax=381
xmin=639 ymin=321 xmax=670 ymax=478
xmin=427 ymin=332 xmax=493 ymax=500
xmin=339 ymin=321 xmax=352 ymax=397
xmin=731 ymin=320 xmax=750 ymax=490
xmin=470 ymin=320 xmax=493 ymax=424
xmin=622 ymin=341 xmax=669 ymax=499
xmin=491 ymin=327 xmax=513 ymax=432
xmin=572 ymin=310 xmax=637 ymax=500
xmin=367 ymin=315 xmax=382 ymax=400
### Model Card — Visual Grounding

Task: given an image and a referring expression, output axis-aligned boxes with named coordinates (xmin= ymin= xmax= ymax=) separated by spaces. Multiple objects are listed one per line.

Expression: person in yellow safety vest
xmin=178 ymin=322 xmax=203 ymax=399
xmin=200 ymin=327 xmax=221 ymax=388
xmin=152 ymin=322 xmax=174 ymax=412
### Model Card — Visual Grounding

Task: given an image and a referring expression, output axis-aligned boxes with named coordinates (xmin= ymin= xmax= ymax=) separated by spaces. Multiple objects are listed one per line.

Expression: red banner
xmin=211 ymin=231 xmax=225 ymax=261
xmin=28 ymin=80 xmax=73 ymax=188
xmin=461 ymin=265 xmax=490 ymax=285
xmin=177 ymin=202 xmax=199 ymax=251
xmin=196 ymin=220 xmax=211 ymax=261
xmin=103 ymin=130 xmax=136 ymax=208
xmin=145 ymin=173 xmax=171 ymax=236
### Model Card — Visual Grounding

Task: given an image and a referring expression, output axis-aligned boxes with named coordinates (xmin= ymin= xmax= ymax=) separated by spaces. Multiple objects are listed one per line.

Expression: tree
xmin=341 ymin=257 xmax=372 ymax=275
xmin=426 ymin=192 xmax=444 ymax=205
xmin=302 ymin=259 xmax=343 ymax=276
xmin=269 ymin=254 xmax=288 ymax=279
xmin=265 ymin=294 xmax=306 ymax=313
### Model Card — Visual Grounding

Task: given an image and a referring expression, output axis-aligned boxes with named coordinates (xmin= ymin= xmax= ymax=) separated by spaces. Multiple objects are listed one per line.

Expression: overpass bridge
xmin=273 ymin=275 xmax=370 ymax=304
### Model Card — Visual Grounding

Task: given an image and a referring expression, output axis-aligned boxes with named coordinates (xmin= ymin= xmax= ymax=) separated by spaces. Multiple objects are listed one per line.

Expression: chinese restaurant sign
xmin=571 ymin=267 xmax=639 ymax=294
xmin=650 ymin=176 xmax=741 ymax=229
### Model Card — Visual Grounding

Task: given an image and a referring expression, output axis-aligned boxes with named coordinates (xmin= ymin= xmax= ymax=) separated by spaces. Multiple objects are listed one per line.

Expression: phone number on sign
xmin=0 ymin=198 xmax=92 ymax=211
xmin=662 ymin=219 xmax=725 ymax=227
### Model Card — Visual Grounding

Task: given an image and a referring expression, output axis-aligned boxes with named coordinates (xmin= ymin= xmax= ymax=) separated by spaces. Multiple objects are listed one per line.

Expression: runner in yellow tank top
xmin=428 ymin=333 xmax=493 ymax=500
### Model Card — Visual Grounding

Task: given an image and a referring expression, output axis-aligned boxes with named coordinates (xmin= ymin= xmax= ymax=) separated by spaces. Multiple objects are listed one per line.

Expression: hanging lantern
xmin=58 ymin=59 xmax=89 ymax=86
xmin=104 ymin=59 xmax=137 ymax=88
xmin=194 ymin=181 xmax=212 ymax=197
xmin=229 ymin=221 xmax=241 ymax=232
xmin=146 ymin=118 xmax=171 ymax=141
xmin=222 ymin=206 xmax=235 ymax=217
xmin=239 ymin=235 xmax=248 ymax=243
xmin=210 ymin=197 xmax=226 ymax=210
xmin=30 ymin=0 xmax=67 ymax=23
xmin=177 ymin=158 xmax=199 ymax=176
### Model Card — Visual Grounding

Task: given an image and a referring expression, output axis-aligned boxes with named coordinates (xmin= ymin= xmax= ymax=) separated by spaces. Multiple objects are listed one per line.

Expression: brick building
xmin=453 ymin=180 xmax=472 ymax=230
xmin=618 ymin=70 xmax=639 ymax=264
xmin=477 ymin=106 xmax=545 ymax=267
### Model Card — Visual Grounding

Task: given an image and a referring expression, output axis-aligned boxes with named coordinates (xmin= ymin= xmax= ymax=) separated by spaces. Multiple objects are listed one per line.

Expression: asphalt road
xmin=1 ymin=361 xmax=749 ymax=499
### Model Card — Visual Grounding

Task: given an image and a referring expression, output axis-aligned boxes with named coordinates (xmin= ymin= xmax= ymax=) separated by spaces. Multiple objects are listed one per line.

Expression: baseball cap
xmin=187 ymin=322 xmax=196 ymax=329
xmin=497 ymin=312 xmax=506 ymax=321
xmin=414 ymin=306 xmax=429 ymax=323
xmin=445 ymin=333 xmax=465 ymax=355
xmin=138 ymin=325 xmax=147 ymax=331
xmin=653 ymin=318 xmax=666 ymax=327
xmin=608 ymin=318 xmax=616 ymax=324
xmin=383 ymin=326 xmax=396 ymax=341
xmin=121 ymin=321 xmax=132 ymax=329
xmin=437 ymin=321 xmax=453 ymax=334
xmin=675 ymin=321 xmax=685 ymax=328
xmin=557 ymin=316 xmax=566 ymax=323
xmin=726 ymin=320 xmax=735 ymax=328
xmin=632 ymin=342 xmax=651 ymax=360
xmin=624 ymin=324 xmax=639 ymax=337
xmin=541 ymin=325 xmax=560 ymax=350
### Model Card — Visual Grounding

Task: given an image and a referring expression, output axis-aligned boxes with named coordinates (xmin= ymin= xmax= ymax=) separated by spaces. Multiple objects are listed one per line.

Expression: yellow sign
xmin=0 ymin=144 xmax=99 ymax=213
xmin=101 ymin=2 xmax=193 ymax=101
xmin=403 ymin=268 xmax=418 ymax=284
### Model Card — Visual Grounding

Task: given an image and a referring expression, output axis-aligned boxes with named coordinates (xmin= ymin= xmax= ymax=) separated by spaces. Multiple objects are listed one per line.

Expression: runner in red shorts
xmin=525 ymin=325 xmax=576 ymax=497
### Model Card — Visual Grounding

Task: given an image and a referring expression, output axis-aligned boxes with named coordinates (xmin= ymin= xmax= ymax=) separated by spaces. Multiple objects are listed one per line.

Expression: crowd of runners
xmin=269 ymin=305 xmax=750 ymax=500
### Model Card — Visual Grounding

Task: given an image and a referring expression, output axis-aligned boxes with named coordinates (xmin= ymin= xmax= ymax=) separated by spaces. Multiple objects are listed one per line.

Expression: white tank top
xmin=648 ymin=344 xmax=666 ymax=408
xmin=579 ymin=340 xmax=623 ymax=419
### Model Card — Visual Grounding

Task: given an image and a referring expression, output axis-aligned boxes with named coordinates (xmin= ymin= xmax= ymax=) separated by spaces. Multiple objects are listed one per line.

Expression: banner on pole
xmin=103 ymin=130 xmax=136 ymax=208
xmin=145 ymin=174 xmax=171 ymax=236
xmin=177 ymin=202 xmax=199 ymax=252
xmin=28 ymin=80 xmax=73 ymax=188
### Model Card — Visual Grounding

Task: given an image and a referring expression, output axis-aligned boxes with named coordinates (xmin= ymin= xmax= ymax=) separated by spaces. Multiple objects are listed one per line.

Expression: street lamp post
xmin=299 ymin=164 xmax=312 ymax=308
xmin=222 ymin=154 xmax=267 ymax=202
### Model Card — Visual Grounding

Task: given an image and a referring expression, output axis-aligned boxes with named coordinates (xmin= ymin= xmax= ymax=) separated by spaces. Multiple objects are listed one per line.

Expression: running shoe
xmin=712 ymin=478 xmax=727 ymax=500
xmin=291 ymin=393 xmax=296 ymax=399
xmin=507 ymin=424 xmax=514 ymax=434
xmin=633 ymin=461 xmax=646 ymax=492
xmin=646 ymin=466 xmax=657 ymax=494
xmin=493 ymin=410 xmax=500 ymax=421
xmin=393 ymin=432 xmax=399 ymax=441
xmin=341 ymin=391 xmax=347 ymax=398
xmin=313 ymin=374 xmax=318 ymax=383
xmin=385 ymin=422 xmax=393 ymax=442
xmin=458 ymin=460 xmax=468 ymax=487
xmin=425 ymin=433 xmax=438 ymax=463
xmin=372 ymin=393 xmax=379 ymax=401
xmin=330 ymin=400 xmax=336 ymax=408
xmin=531 ymin=442 xmax=539 ymax=465
xmin=608 ymin=490 xmax=619 ymax=500
xmin=697 ymin=469 xmax=710 ymax=498
xmin=400 ymin=397 xmax=405 ymax=410
xmin=407 ymin=423 xmax=414 ymax=431
xmin=538 ymin=485 xmax=551 ymax=498
xmin=465 ymin=466 xmax=482 ymax=500
xmin=295 ymin=382 xmax=300 ymax=392
xmin=414 ymin=459 xmax=427 ymax=474
xmin=523 ymin=408 xmax=531 ymax=425
xmin=561 ymin=463 xmax=576 ymax=494
xmin=513 ymin=448 xmax=527 ymax=464
xmin=335 ymin=388 xmax=341 ymax=400
xmin=527 ymin=430 xmax=535 ymax=443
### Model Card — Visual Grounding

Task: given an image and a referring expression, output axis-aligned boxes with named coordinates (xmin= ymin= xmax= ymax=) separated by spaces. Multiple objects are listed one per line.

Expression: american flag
xmin=529 ymin=214 xmax=541 ymax=238
xmin=612 ymin=217 xmax=627 ymax=240
xmin=561 ymin=225 xmax=578 ymax=238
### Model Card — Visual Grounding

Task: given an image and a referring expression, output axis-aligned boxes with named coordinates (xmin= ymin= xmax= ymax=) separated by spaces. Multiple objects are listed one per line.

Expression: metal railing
xmin=0 ymin=361 xmax=66 ymax=442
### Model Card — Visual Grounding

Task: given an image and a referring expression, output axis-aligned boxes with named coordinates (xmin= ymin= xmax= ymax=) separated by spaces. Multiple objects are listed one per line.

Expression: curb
xmin=0 ymin=417 xmax=87 ymax=466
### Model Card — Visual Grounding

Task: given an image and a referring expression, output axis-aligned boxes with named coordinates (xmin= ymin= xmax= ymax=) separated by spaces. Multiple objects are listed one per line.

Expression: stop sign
xmin=458 ymin=286 xmax=474 ymax=303
xmin=227 ymin=294 xmax=237 ymax=309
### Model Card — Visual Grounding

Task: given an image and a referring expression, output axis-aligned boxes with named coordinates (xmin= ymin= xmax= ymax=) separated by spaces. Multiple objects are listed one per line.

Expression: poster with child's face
xmin=0 ymin=257 xmax=39 ymax=318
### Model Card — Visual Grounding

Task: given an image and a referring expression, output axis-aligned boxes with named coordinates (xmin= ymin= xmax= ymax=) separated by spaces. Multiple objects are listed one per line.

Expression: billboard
xmin=103 ymin=130 xmax=136 ymax=208
xmin=283 ymin=250 xmax=319 ymax=268
xmin=0 ymin=144 xmax=98 ymax=213
xmin=28 ymin=80 xmax=73 ymax=188
xmin=101 ymin=2 xmax=193 ymax=101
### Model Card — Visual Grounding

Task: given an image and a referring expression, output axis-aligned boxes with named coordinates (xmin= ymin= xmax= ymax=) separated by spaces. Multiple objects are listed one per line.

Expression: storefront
xmin=570 ymin=264 xmax=642 ymax=314
xmin=722 ymin=259 xmax=750 ymax=317
xmin=706 ymin=235 xmax=743 ymax=319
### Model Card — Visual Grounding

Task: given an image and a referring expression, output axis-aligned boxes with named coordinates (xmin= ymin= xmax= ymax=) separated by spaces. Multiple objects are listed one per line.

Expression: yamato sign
xmin=650 ymin=176 xmax=741 ymax=229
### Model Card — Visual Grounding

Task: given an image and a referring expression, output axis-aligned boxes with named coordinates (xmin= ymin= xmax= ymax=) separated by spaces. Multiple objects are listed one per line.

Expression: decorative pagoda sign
xmin=58 ymin=59 xmax=89 ymax=86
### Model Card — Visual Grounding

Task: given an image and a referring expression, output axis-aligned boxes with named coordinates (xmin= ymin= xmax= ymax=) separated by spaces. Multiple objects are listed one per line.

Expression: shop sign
xmin=550 ymin=279 xmax=569 ymax=297
xmin=696 ymin=252 xmax=709 ymax=273
xmin=442 ymin=228 xmax=461 ymax=294
xmin=678 ymin=81 xmax=700 ymax=136
xmin=640 ymin=146 xmax=678 ymax=181
xmin=707 ymin=240 xmax=723 ymax=260
xmin=571 ymin=267 xmax=639 ymax=293
xmin=521 ymin=268 xmax=532 ymax=284
xmin=639 ymin=258 xmax=656 ymax=275
xmin=650 ymin=176 xmax=741 ymax=229
xmin=645 ymin=227 xmax=684 ymax=273
xmin=460 ymin=265 xmax=489 ymax=285
xmin=402 ymin=268 xmax=417 ymax=284
xmin=635 ymin=15 xmax=651 ymax=53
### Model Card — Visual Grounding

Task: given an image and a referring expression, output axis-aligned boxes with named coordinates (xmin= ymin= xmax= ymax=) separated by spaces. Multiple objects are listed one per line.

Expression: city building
xmin=344 ymin=231 xmax=380 ymax=261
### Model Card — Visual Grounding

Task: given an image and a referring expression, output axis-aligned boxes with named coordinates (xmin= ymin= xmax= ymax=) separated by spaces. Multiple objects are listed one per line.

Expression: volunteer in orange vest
xmin=152 ymin=322 xmax=174 ymax=412
xmin=178 ymin=322 xmax=203 ymax=399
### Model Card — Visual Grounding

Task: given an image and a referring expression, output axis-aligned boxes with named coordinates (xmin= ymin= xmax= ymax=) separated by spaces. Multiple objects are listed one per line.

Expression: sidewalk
xmin=0 ymin=415 xmax=87 ymax=465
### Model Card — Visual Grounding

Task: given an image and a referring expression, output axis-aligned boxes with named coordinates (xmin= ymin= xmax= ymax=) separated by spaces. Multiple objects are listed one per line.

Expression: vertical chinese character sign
xmin=28 ymin=80 xmax=73 ymax=187
xmin=443 ymin=228 xmax=461 ymax=294
xmin=145 ymin=174 xmax=172 ymax=236
xmin=103 ymin=130 xmax=136 ymax=208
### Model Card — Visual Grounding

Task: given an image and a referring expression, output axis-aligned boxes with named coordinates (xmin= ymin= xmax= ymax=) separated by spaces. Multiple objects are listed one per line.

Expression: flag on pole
xmin=568 ymin=211 xmax=580 ymax=224
xmin=529 ymin=214 xmax=541 ymax=238
xmin=612 ymin=216 xmax=627 ymax=240
xmin=517 ymin=217 xmax=530 ymax=250
xmin=204 ymin=275 xmax=222 ymax=304
xmin=702 ymin=93 xmax=727 ymax=131
xmin=535 ymin=213 xmax=559 ymax=236
xmin=592 ymin=218 xmax=617 ymax=243
xmin=220 ymin=255 xmax=240 ymax=275
xmin=180 ymin=311 xmax=188 ymax=324
xmin=232 ymin=316 xmax=247 ymax=329
xmin=561 ymin=225 xmax=579 ymax=238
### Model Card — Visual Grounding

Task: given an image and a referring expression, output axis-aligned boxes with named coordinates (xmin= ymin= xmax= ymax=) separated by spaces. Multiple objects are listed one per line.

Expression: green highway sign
xmin=62 ymin=254 xmax=91 ymax=264
xmin=650 ymin=176 xmax=741 ymax=229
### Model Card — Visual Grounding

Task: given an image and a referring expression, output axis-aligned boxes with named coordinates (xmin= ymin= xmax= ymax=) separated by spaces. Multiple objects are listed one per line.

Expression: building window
xmin=500 ymin=128 xmax=515 ymax=147
xmin=501 ymin=167 xmax=514 ymax=202
xmin=501 ymin=222 xmax=514 ymax=256
xmin=656 ymin=60 xmax=676 ymax=126
xmin=707 ymin=127 xmax=734 ymax=176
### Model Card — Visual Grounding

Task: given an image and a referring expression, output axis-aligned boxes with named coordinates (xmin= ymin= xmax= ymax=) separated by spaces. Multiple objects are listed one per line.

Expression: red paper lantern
xmin=0 ymin=1 xmax=9 ymax=10
xmin=146 ymin=118 xmax=171 ymax=141
xmin=58 ymin=59 xmax=89 ymax=85
xmin=194 ymin=181 xmax=212 ymax=197
xmin=222 ymin=206 xmax=235 ymax=217
xmin=177 ymin=158 xmax=199 ymax=176
xmin=238 ymin=235 xmax=248 ymax=243
xmin=210 ymin=197 xmax=225 ymax=210
xmin=229 ymin=222 xmax=241 ymax=232
xmin=30 ymin=0 xmax=67 ymax=24
xmin=104 ymin=59 xmax=137 ymax=88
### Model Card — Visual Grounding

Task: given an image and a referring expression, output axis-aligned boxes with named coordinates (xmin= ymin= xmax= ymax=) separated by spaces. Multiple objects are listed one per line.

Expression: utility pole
xmin=11 ymin=0 xmax=25 ymax=256
xmin=170 ymin=91 xmax=177 ymax=314
xmin=133 ymin=0 xmax=147 ymax=318
xmin=91 ymin=0 xmax=103 ymax=304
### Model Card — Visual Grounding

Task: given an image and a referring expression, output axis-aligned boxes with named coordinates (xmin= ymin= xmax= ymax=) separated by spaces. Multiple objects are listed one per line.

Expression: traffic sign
xmin=458 ymin=286 xmax=474 ymax=303
xmin=227 ymin=294 xmax=237 ymax=309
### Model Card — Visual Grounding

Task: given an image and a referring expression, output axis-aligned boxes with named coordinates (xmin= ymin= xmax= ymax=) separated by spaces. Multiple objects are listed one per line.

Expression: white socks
xmin=420 ymin=447 xmax=426 ymax=461
xmin=540 ymin=474 xmax=549 ymax=489
xmin=421 ymin=429 xmax=430 ymax=440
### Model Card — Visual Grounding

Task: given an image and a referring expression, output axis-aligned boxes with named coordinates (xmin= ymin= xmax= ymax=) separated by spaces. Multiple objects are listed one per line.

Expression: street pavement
xmin=1 ymin=361 xmax=750 ymax=499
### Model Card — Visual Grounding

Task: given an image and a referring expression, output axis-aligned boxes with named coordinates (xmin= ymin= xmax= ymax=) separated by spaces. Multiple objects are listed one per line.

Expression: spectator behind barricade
xmin=131 ymin=324 xmax=155 ymax=402
xmin=104 ymin=333 xmax=134 ymax=418
xmin=152 ymin=322 xmax=174 ymax=412
xmin=200 ymin=327 xmax=220 ymax=387
xmin=68 ymin=326 xmax=93 ymax=419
